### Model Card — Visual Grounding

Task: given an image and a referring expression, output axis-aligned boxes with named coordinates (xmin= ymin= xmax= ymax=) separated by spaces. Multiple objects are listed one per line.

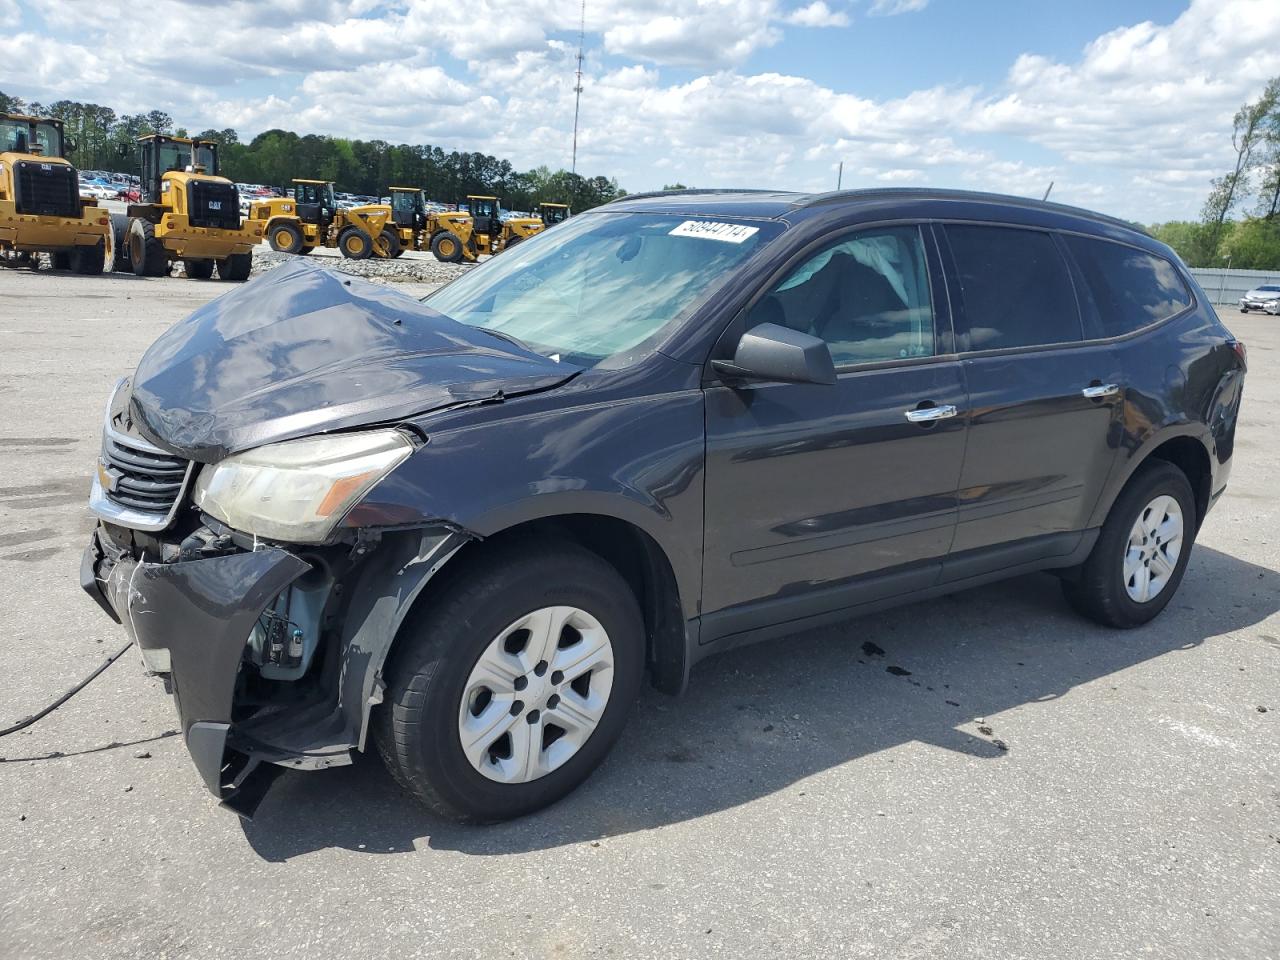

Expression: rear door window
xmin=1062 ymin=235 xmax=1191 ymax=338
xmin=944 ymin=224 xmax=1082 ymax=351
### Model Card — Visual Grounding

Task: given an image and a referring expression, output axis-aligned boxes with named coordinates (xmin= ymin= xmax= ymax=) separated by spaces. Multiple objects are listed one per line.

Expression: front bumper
xmin=81 ymin=525 xmax=311 ymax=803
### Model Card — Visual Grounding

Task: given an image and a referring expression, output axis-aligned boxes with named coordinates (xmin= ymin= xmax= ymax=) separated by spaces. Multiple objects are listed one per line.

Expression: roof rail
xmin=607 ymin=187 xmax=790 ymax=205
xmin=800 ymin=187 xmax=1140 ymax=233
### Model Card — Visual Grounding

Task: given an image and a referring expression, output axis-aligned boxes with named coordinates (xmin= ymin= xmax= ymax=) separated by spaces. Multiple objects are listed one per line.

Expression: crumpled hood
xmin=129 ymin=259 xmax=580 ymax=462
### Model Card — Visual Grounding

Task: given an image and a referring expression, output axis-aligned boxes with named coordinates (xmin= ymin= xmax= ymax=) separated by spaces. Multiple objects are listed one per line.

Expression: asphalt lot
xmin=0 ymin=265 xmax=1277 ymax=960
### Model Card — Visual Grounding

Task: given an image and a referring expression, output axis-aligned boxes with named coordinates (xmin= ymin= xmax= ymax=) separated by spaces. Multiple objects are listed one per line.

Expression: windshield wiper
xmin=475 ymin=326 xmax=537 ymax=355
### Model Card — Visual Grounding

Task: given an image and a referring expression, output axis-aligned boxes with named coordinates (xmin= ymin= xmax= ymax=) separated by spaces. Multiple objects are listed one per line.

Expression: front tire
xmin=1062 ymin=461 xmax=1196 ymax=628
xmin=183 ymin=259 xmax=214 ymax=279
xmin=339 ymin=227 xmax=373 ymax=259
xmin=375 ymin=541 xmax=644 ymax=822
xmin=430 ymin=230 xmax=464 ymax=263
xmin=268 ymin=221 xmax=304 ymax=254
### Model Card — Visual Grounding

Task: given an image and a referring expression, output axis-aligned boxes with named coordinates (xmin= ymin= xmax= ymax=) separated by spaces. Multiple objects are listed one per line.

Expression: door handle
xmin=1081 ymin=383 xmax=1120 ymax=399
xmin=904 ymin=404 xmax=958 ymax=423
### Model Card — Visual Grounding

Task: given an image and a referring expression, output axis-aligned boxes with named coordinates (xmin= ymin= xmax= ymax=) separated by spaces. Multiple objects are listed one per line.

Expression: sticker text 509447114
xmin=668 ymin=220 xmax=761 ymax=244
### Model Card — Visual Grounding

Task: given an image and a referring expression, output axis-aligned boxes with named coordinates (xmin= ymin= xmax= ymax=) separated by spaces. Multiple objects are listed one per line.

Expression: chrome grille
xmin=102 ymin=432 xmax=190 ymax=514
xmin=90 ymin=381 xmax=195 ymax=531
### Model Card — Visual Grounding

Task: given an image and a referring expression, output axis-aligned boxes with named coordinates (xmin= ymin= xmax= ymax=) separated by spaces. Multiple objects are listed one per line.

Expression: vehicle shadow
xmin=240 ymin=545 xmax=1279 ymax=861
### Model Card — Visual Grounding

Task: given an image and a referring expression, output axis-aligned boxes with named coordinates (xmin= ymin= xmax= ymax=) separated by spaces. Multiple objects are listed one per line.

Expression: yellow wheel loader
xmin=538 ymin=202 xmax=571 ymax=226
xmin=0 ymin=113 xmax=113 ymax=273
xmin=425 ymin=195 xmax=544 ymax=263
xmin=468 ymin=195 xmax=544 ymax=253
xmin=251 ymin=180 xmax=393 ymax=259
xmin=116 ymin=134 xmax=262 ymax=280
xmin=386 ymin=186 xmax=472 ymax=261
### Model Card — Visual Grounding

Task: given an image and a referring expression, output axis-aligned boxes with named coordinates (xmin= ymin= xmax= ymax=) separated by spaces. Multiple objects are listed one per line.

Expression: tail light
xmin=1230 ymin=339 xmax=1247 ymax=371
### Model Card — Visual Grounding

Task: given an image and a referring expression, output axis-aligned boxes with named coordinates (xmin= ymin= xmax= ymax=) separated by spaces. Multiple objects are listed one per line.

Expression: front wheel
xmin=430 ymin=230 xmax=464 ymax=263
xmin=339 ymin=228 xmax=373 ymax=259
xmin=375 ymin=541 xmax=644 ymax=822
xmin=1062 ymin=461 xmax=1196 ymax=628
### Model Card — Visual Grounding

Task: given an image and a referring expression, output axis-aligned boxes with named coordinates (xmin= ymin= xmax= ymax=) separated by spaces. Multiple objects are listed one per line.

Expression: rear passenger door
xmin=939 ymin=223 xmax=1123 ymax=573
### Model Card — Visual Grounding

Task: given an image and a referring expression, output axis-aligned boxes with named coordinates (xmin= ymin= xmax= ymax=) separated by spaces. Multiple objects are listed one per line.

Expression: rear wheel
xmin=183 ymin=259 xmax=214 ymax=279
xmin=128 ymin=220 xmax=168 ymax=277
xmin=109 ymin=214 xmax=132 ymax=272
xmin=375 ymin=541 xmax=644 ymax=822
xmin=1062 ymin=461 xmax=1197 ymax=628
xmin=339 ymin=228 xmax=373 ymax=259
xmin=51 ymin=251 xmax=72 ymax=271
xmin=431 ymin=230 xmax=464 ymax=263
xmin=268 ymin=221 xmax=304 ymax=254
xmin=71 ymin=240 xmax=106 ymax=275
xmin=216 ymin=252 xmax=252 ymax=281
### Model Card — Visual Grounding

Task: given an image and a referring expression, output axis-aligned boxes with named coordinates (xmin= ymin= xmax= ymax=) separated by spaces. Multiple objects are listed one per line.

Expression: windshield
xmin=157 ymin=141 xmax=216 ymax=173
xmin=424 ymin=212 xmax=783 ymax=366
xmin=0 ymin=117 xmax=62 ymax=156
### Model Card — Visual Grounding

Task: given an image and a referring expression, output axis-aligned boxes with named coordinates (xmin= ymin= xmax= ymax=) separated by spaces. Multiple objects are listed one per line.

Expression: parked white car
xmin=1239 ymin=284 xmax=1280 ymax=315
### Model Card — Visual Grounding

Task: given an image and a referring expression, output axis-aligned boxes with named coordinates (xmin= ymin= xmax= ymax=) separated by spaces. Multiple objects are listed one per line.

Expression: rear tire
xmin=51 ymin=251 xmax=72 ymax=271
xmin=109 ymin=214 xmax=132 ymax=272
xmin=374 ymin=541 xmax=644 ymax=822
xmin=339 ymin=228 xmax=373 ymax=259
xmin=1062 ymin=461 xmax=1197 ymax=628
xmin=430 ymin=230 xmax=464 ymax=263
xmin=216 ymin=252 xmax=252 ymax=281
xmin=128 ymin=219 xmax=168 ymax=277
xmin=183 ymin=259 xmax=214 ymax=280
xmin=268 ymin=221 xmax=304 ymax=254
xmin=71 ymin=241 xmax=106 ymax=275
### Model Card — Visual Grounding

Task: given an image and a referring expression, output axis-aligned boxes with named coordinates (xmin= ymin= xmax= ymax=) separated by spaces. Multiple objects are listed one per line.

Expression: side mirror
xmin=64 ymin=137 xmax=78 ymax=155
xmin=712 ymin=322 xmax=837 ymax=386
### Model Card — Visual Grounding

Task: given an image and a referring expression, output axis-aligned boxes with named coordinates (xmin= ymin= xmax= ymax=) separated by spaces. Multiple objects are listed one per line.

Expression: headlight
xmin=192 ymin=429 xmax=414 ymax=543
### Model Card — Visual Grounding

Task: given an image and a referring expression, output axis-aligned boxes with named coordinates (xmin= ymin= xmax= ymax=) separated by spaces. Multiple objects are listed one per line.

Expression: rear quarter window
xmin=1062 ymin=234 xmax=1191 ymax=338
xmin=944 ymin=224 xmax=1083 ymax=351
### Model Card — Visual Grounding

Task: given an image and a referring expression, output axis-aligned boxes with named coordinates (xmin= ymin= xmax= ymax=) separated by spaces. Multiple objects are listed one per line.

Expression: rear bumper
xmin=159 ymin=218 xmax=263 ymax=258
xmin=80 ymin=525 xmax=310 ymax=802
xmin=0 ymin=207 xmax=112 ymax=251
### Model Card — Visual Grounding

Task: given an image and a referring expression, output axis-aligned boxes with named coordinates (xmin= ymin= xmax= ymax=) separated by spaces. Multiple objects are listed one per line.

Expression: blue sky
xmin=3 ymin=0 xmax=1277 ymax=221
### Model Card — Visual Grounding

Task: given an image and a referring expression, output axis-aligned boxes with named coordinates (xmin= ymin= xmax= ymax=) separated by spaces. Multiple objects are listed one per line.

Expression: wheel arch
xmin=1095 ymin=428 xmax=1214 ymax=533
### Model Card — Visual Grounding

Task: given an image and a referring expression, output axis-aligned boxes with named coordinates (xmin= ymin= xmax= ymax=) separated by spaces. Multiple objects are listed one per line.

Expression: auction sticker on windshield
xmin=669 ymin=220 xmax=761 ymax=243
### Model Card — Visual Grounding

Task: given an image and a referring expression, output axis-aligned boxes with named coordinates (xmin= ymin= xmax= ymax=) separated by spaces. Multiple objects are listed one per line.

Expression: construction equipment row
xmin=252 ymin=182 xmax=561 ymax=262
xmin=3 ymin=110 xmax=572 ymax=280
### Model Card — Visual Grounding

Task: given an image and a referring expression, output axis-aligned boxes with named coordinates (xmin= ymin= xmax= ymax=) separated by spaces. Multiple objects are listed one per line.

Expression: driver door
xmin=701 ymin=223 xmax=968 ymax=640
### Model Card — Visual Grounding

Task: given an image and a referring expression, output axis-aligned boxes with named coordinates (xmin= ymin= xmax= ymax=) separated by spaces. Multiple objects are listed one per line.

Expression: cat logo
xmin=209 ymin=200 xmax=222 ymax=211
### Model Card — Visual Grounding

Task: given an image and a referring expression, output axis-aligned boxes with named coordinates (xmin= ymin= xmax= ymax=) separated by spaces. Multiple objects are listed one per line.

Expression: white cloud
xmin=785 ymin=2 xmax=851 ymax=28
xmin=7 ymin=0 xmax=1280 ymax=221
xmin=869 ymin=0 xmax=928 ymax=15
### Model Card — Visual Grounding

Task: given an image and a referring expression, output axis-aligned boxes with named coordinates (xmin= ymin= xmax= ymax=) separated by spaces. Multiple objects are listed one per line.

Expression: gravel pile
xmin=249 ymin=249 xmax=475 ymax=285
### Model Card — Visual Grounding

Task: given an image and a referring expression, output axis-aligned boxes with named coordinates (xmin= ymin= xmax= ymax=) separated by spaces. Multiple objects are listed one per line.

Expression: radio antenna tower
xmin=571 ymin=0 xmax=586 ymax=175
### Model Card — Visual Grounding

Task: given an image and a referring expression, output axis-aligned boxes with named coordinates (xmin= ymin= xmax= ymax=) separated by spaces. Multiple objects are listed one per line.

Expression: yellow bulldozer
xmin=251 ymin=180 xmax=394 ymax=259
xmin=538 ymin=202 xmax=571 ymax=226
xmin=114 ymin=134 xmax=261 ymax=280
xmin=0 ymin=112 xmax=113 ymax=272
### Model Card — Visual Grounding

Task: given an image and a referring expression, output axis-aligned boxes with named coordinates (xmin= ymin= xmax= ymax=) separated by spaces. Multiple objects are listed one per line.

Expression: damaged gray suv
xmin=83 ymin=189 xmax=1246 ymax=821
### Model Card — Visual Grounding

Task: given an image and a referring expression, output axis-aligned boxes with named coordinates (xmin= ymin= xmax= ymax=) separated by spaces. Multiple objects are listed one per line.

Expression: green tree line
xmin=1149 ymin=77 xmax=1280 ymax=270
xmin=0 ymin=90 xmax=626 ymax=212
